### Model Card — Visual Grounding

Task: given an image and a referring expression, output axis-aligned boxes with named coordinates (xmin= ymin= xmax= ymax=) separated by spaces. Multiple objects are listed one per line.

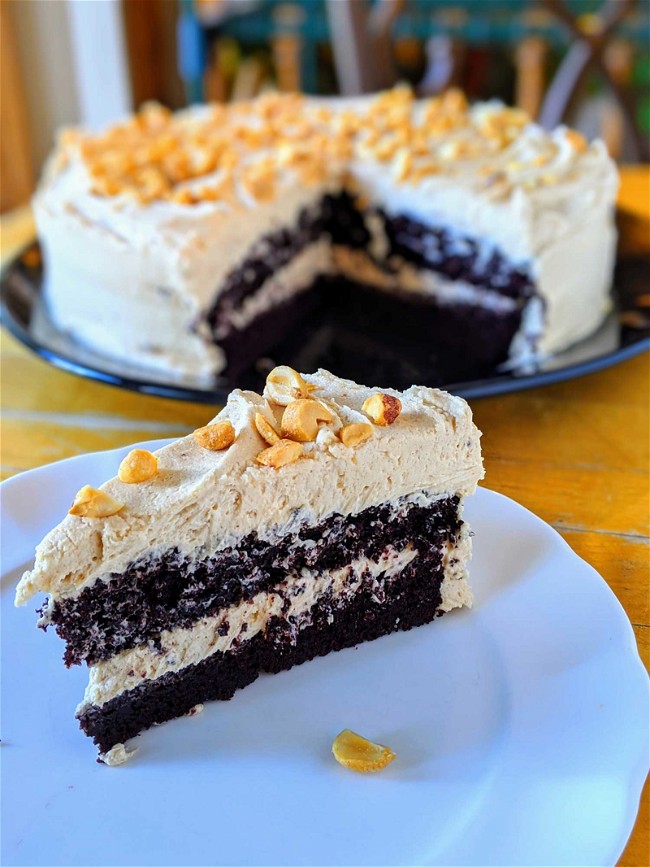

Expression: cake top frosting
xmin=44 ymin=85 xmax=611 ymax=213
xmin=15 ymin=368 xmax=484 ymax=606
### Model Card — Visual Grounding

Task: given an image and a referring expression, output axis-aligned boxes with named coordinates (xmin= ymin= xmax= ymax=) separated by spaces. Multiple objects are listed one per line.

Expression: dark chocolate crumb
xmin=49 ymin=495 xmax=461 ymax=666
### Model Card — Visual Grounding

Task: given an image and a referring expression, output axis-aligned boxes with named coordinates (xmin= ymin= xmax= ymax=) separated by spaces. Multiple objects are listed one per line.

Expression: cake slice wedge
xmin=15 ymin=368 xmax=484 ymax=763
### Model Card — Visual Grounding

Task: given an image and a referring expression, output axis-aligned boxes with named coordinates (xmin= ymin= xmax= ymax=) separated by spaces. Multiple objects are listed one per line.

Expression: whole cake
xmin=15 ymin=367 xmax=484 ymax=763
xmin=34 ymin=87 xmax=618 ymax=383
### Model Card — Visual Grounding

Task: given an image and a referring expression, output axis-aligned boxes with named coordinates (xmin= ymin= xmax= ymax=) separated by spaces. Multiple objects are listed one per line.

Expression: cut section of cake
xmin=15 ymin=368 xmax=484 ymax=762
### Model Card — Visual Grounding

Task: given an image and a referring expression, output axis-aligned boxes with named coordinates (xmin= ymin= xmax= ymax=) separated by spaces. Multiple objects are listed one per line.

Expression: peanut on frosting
xmin=118 ymin=449 xmax=158 ymax=484
xmin=280 ymin=399 xmax=334 ymax=443
xmin=193 ymin=421 xmax=236 ymax=451
xmin=254 ymin=412 xmax=281 ymax=446
xmin=68 ymin=485 xmax=124 ymax=518
xmin=362 ymin=393 xmax=402 ymax=426
xmin=61 ymin=86 xmax=587 ymax=208
xmin=255 ymin=439 xmax=304 ymax=468
xmin=339 ymin=423 xmax=373 ymax=447
xmin=564 ymin=129 xmax=588 ymax=153
xmin=263 ymin=365 xmax=312 ymax=406
xmin=241 ymin=162 xmax=277 ymax=203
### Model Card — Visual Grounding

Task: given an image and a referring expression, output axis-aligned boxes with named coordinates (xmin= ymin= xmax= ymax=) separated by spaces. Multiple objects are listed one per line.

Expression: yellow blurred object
xmin=577 ymin=13 xmax=603 ymax=36
xmin=616 ymin=166 xmax=650 ymax=255
xmin=332 ymin=729 xmax=396 ymax=773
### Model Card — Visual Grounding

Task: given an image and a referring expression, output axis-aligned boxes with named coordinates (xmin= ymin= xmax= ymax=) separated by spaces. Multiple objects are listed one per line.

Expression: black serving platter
xmin=1 ymin=243 xmax=648 ymax=403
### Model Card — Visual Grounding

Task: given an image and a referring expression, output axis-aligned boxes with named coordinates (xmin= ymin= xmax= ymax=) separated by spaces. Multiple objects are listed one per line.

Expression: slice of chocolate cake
xmin=15 ymin=368 xmax=484 ymax=764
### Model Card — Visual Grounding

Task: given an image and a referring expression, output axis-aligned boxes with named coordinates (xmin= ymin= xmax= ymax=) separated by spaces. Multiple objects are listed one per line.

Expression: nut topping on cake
xmin=241 ymin=163 xmax=276 ymax=203
xmin=393 ymin=148 xmax=412 ymax=182
xmin=254 ymin=413 xmax=281 ymax=446
xmin=263 ymin=366 xmax=312 ymax=405
xmin=69 ymin=486 xmax=124 ymax=518
xmin=193 ymin=421 xmax=236 ymax=451
xmin=362 ymin=393 xmax=402 ymax=426
xmin=332 ymin=729 xmax=396 ymax=773
xmin=58 ymin=86 xmax=602 ymax=213
xmin=281 ymin=399 xmax=334 ymax=442
xmin=339 ymin=423 xmax=373 ymax=447
xmin=255 ymin=439 xmax=304 ymax=468
xmin=441 ymin=87 xmax=468 ymax=115
xmin=118 ymin=449 xmax=158 ymax=484
xmin=564 ymin=129 xmax=588 ymax=153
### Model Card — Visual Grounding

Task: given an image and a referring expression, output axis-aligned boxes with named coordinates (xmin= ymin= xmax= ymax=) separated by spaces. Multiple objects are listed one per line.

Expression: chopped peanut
xmin=264 ymin=366 xmax=312 ymax=406
xmin=255 ymin=439 xmax=304 ymax=468
xmin=332 ymin=729 xmax=396 ymax=773
xmin=339 ymin=423 xmax=373 ymax=447
xmin=393 ymin=148 xmax=412 ymax=182
xmin=193 ymin=421 xmax=236 ymax=451
xmin=565 ymin=129 xmax=588 ymax=153
xmin=69 ymin=486 xmax=124 ymax=518
xmin=281 ymin=399 xmax=334 ymax=443
xmin=254 ymin=413 xmax=281 ymax=446
xmin=118 ymin=449 xmax=158 ymax=484
xmin=362 ymin=393 xmax=402 ymax=426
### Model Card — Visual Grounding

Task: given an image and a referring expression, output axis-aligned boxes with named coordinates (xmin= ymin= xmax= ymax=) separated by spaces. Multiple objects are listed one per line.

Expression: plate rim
xmin=2 ymin=245 xmax=649 ymax=404
xmin=1 ymin=442 xmax=648 ymax=866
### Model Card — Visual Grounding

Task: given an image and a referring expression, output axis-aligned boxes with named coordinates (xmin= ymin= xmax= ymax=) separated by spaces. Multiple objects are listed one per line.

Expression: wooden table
xmin=1 ymin=169 xmax=648 ymax=865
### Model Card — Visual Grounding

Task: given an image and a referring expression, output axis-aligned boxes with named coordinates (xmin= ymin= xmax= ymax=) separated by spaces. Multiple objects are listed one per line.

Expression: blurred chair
xmin=325 ymin=0 xmax=405 ymax=94
xmin=538 ymin=0 xmax=648 ymax=160
xmin=515 ymin=36 xmax=548 ymax=119
xmin=325 ymin=0 xmax=648 ymax=160
xmin=600 ymin=38 xmax=635 ymax=159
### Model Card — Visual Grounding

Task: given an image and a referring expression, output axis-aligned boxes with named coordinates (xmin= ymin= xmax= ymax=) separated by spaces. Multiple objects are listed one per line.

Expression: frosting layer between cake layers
xmin=44 ymin=491 xmax=464 ymax=666
xmin=78 ymin=517 xmax=471 ymax=714
xmin=78 ymin=516 xmax=469 ymax=756
xmin=78 ymin=511 xmax=471 ymax=756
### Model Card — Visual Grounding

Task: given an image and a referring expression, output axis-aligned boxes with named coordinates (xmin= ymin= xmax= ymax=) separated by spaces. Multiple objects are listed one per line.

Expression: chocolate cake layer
xmin=245 ymin=275 xmax=523 ymax=391
xmin=204 ymin=193 xmax=535 ymax=350
xmin=324 ymin=278 xmax=524 ymax=382
xmin=79 ymin=545 xmax=448 ymax=754
xmin=47 ymin=495 xmax=461 ymax=667
xmin=382 ymin=214 xmax=535 ymax=299
xmin=219 ymin=284 xmax=321 ymax=378
xmin=206 ymin=204 xmax=326 ymax=340
xmin=204 ymin=192 xmax=361 ymax=343
xmin=322 ymin=191 xmax=373 ymax=249
xmin=226 ymin=273 xmax=525 ymax=391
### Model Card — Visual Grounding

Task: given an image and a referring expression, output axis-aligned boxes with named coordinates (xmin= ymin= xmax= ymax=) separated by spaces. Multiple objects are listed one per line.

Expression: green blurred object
xmin=179 ymin=0 xmax=650 ymax=140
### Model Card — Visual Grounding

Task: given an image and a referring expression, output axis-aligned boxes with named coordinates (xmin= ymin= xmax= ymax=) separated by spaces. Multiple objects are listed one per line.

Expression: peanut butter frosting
xmin=15 ymin=369 xmax=484 ymax=606
xmin=46 ymin=86 xmax=610 ymax=212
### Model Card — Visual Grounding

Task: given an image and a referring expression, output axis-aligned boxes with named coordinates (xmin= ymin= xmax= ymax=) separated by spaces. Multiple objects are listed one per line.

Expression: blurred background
xmin=2 ymin=0 xmax=649 ymax=213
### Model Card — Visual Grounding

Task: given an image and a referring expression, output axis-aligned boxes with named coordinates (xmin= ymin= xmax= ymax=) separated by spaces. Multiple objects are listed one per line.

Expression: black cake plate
xmin=1 ymin=243 xmax=648 ymax=403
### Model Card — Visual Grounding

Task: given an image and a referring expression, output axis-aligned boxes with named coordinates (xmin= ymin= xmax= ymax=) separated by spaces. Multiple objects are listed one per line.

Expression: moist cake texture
xmin=34 ymin=87 xmax=618 ymax=382
xmin=16 ymin=368 xmax=484 ymax=761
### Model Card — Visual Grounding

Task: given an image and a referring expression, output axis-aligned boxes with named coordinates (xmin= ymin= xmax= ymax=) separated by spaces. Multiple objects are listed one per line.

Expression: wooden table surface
xmin=2 ymin=169 xmax=648 ymax=865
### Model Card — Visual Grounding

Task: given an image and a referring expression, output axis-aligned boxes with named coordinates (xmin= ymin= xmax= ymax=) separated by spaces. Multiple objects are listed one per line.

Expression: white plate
xmin=1 ymin=442 xmax=648 ymax=867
